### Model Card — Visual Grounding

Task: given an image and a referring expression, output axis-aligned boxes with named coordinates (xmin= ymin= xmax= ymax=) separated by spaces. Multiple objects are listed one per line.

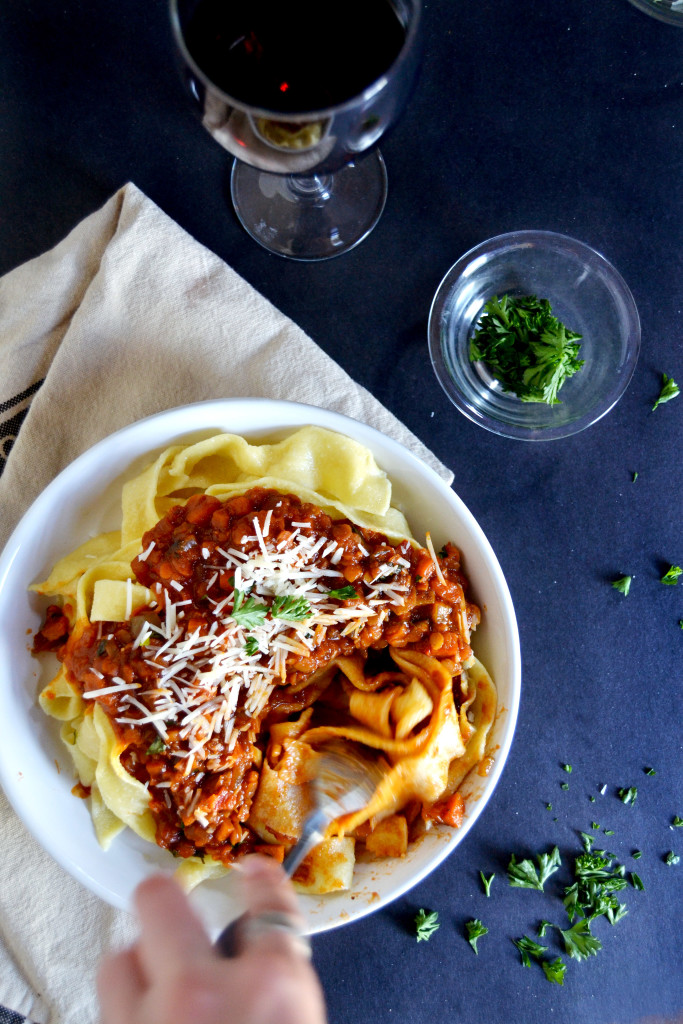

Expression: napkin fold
xmin=0 ymin=182 xmax=452 ymax=1024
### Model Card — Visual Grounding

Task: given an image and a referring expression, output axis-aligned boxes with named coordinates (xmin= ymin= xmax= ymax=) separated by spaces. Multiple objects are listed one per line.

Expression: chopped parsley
xmin=562 ymin=763 xmax=573 ymax=774
xmin=465 ymin=919 xmax=488 ymax=954
xmin=611 ymin=575 xmax=632 ymax=596
xmin=644 ymin=766 xmax=656 ymax=776
xmin=665 ymin=851 xmax=680 ymax=866
xmin=660 ymin=565 xmax=683 ymax=586
xmin=479 ymin=871 xmax=495 ymax=897
xmin=618 ymin=787 xmax=638 ymax=807
xmin=244 ymin=636 xmax=259 ymax=656
xmin=672 ymin=816 xmax=683 ymax=827
xmin=230 ymin=590 xmax=268 ymax=628
xmin=508 ymin=846 xmax=561 ymax=891
xmin=327 ymin=585 xmax=358 ymax=600
xmin=542 ymin=957 xmax=567 ymax=985
xmin=652 ymin=372 xmax=680 ymax=411
xmin=469 ymin=294 xmax=584 ymax=405
xmin=630 ymin=873 xmax=645 ymax=890
xmin=147 ymin=737 xmax=166 ymax=755
xmin=271 ymin=594 xmax=312 ymax=620
xmin=414 ymin=908 xmax=440 ymax=942
xmin=513 ymin=935 xmax=548 ymax=967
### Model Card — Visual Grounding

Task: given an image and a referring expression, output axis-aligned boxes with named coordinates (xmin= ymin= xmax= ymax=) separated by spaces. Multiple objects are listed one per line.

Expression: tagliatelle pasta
xmin=31 ymin=426 xmax=496 ymax=895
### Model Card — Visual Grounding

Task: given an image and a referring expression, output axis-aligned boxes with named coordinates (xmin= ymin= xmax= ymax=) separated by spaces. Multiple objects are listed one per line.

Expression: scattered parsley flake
xmin=644 ymin=767 xmax=656 ymax=776
xmin=508 ymin=846 xmax=561 ymax=891
xmin=546 ymin=802 xmax=553 ymax=811
xmin=146 ymin=737 xmax=166 ymax=755
xmin=652 ymin=372 xmax=680 ymax=411
xmin=604 ymin=829 xmax=615 ymax=836
xmin=632 ymin=471 xmax=638 ymax=482
xmin=561 ymin=782 xmax=570 ymax=791
xmin=538 ymin=920 xmax=552 ymax=938
xmin=562 ymin=763 xmax=573 ymax=774
xmin=414 ymin=908 xmax=440 ymax=942
xmin=618 ymin=787 xmax=638 ymax=807
xmin=612 ymin=575 xmax=632 ymax=596
xmin=479 ymin=871 xmax=495 ymax=897
xmin=466 ymin=919 xmax=488 ymax=954
xmin=591 ymin=822 xmax=600 ymax=830
xmin=542 ymin=957 xmax=567 ymax=985
xmin=513 ymin=935 xmax=548 ymax=967
xmin=660 ymin=565 xmax=683 ymax=586
xmin=558 ymin=918 xmax=602 ymax=961
xmin=469 ymin=293 xmax=584 ymax=405
xmin=327 ymin=585 xmax=358 ymax=600
xmin=632 ymin=850 xmax=642 ymax=859
xmin=665 ymin=851 xmax=680 ymax=866
xmin=630 ymin=872 xmax=645 ymax=890
xmin=672 ymin=816 xmax=683 ymax=827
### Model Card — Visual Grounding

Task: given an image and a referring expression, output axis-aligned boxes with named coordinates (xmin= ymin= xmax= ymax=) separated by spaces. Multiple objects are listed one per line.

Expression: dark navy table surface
xmin=2 ymin=2 xmax=683 ymax=1022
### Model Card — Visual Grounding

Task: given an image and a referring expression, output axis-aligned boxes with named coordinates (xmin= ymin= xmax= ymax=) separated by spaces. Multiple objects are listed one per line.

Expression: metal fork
xmin=215 ymin=743 xmax=382 ymax=956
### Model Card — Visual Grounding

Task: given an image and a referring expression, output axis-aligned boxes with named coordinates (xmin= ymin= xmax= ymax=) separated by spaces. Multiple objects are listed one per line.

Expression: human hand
xmin=98 ymin=855 xmax=327 ymax=1024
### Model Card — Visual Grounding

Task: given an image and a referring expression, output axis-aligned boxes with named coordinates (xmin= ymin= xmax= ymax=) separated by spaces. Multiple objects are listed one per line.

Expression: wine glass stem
xmin=287 ymin=174 xmax=332 ymax=203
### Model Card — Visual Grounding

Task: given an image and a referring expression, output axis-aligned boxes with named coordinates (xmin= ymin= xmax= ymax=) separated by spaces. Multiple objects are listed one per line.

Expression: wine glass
xmin=169 ymin=0 xmax=422 ymax=261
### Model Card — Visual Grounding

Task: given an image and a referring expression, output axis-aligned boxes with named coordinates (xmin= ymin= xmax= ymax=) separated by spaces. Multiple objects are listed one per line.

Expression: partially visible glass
xmin=170 ymin=0 xmax=422 ymax=260
xmin=626 ymin=0 xmax=683 ymax=24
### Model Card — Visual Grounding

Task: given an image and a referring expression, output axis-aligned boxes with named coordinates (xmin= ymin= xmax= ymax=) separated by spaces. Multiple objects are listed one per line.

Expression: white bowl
xmin=0 ymin=399 xmax=521 ymax=935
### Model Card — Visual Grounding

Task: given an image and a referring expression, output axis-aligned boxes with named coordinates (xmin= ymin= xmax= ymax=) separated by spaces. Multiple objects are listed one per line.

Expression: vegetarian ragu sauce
xmin=40 ymin=488 xmax=479 ymax=864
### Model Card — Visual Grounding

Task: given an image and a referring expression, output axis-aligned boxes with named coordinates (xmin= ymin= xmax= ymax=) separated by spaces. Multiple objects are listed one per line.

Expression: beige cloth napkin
xmin=0 ymin=183 xmax=452 ymax=1024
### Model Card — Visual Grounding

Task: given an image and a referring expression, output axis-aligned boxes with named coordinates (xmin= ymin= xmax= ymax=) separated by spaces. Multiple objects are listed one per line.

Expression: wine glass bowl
xmin=170 ymin=0 xmax=422 ymax=259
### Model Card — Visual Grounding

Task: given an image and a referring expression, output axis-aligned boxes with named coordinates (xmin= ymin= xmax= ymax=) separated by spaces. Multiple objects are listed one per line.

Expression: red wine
xmin=182 ymin=0 xmax=406 ymax=114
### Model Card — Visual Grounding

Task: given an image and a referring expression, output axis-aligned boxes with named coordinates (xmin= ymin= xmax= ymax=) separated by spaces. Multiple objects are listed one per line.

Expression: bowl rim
xmin=625 ymin=0 xmax=683 ymax=26
xmin=428 ymin=229 xmax=641 ymax=441
xmin=0 ymin=397 xmax=521 ymax=934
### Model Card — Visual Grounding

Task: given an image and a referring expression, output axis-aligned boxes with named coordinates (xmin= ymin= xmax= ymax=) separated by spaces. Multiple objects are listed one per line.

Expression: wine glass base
xmin=229 ymin=151 xmax=388 ymax=261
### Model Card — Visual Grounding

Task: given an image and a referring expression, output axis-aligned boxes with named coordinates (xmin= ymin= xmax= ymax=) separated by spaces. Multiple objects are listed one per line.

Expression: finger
xmin=134 ymin=873 xmax=213 ymax=984
xmin=240 ymin=855 xmax=303 ymax=921
xmin=97 ymin=948 xmax=145 ymax=1024
xmin=237 ymin=855 xmax=309 ymax=961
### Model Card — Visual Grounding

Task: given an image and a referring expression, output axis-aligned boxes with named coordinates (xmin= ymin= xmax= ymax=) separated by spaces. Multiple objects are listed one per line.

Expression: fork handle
xmin=282 ymin=807 xmax=329 ymax=876
xmin=216 ymin=807 xmax=328 ymax=957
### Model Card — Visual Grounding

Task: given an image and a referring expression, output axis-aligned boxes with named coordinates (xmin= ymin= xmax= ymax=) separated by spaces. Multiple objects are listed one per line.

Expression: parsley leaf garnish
xmin=665 ymin=851 xmax=680 ymax=866
xmin=508 ymin=846 xmax=561 ymax=890
xmin=652 ymin=372 xmax=680 ymax=411
xmin=147 ymin=737 xmax=166 ymax=755
xmin=660 ymin=565 xmax=683 ymax=586
xmin=271 ymin=594 xmax=312 ymax=621
xmin=672 ymin=816 xmax=683 ymax=827
xmin=327 ymin=585 xmax=358 ymax=600
xmin=469 ymin=294 xmax=584 ymax=405
xmin=465 ymin=919 xmax=488 ymax=954
xmin=630 ymin=872 xmax=645 ymax=890
xmin=542 ymin=957 xmax=567 ymax=985
xmin=414 ymin=908 xmax=440 ymax=942
xmin=612 ymin=575 xmax=632 ymax=595
xmin=231 ymin=590 xmax=268 ymax=628
xmin=562 ymin=763 xmax=573 ymax=773
xmin=479 ymin=871 xmax=495 ymax=897
xmin=618 ymin=786 xmax=638 ymax=806
xmin=513 ymin=935 xmax=548 ymax=967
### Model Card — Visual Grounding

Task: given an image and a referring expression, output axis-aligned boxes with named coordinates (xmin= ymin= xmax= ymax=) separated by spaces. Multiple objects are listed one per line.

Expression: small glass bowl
xmin=626 ymin=0 xmax=683 ymax=25
xmin=428 ymin=231 xmax=640 ymax=441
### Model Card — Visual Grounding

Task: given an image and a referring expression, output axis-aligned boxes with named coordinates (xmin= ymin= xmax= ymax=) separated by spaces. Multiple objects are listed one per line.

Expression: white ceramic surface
xmin=0 ymin=399 xmax=521 ymax=935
